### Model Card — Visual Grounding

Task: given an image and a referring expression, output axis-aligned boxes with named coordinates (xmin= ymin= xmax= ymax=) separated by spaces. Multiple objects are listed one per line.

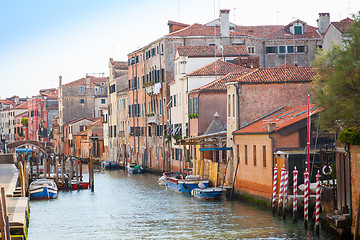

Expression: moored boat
xmin=101 ymin=161 xmax=118 ymax=170
xmin=191 ymin=187 xmax=224 ymax=200
xmin=29 ymin=179 xmax=58 ymax=199
xmin=57 ymin=180 xmax=89 ymax=190
xmin=163 ymin=172 xmax=209 ymax=194
xmin=126 ymin=163 xmax=145 ymax=173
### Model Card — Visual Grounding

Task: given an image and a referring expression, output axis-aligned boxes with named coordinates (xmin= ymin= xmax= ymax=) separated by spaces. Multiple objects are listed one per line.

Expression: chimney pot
xmin=268 ymin=122 xmax=276 ymax=132
xmin=220 ymin=9 xmax=230 ymax=37
xmin=317 ymin=13 xmax=330 ymax=34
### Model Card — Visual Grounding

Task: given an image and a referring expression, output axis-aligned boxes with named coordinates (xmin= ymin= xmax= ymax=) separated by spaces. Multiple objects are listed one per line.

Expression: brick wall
xmin=239 ymin=82 xmax=310 ymax=127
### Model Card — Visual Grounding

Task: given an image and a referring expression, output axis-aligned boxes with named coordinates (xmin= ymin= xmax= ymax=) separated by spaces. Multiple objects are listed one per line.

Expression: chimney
xmin=220 ymin=9 xmax=230 ymax=37
xmin=317 ymin=13 xmax=330 ymax=34
xmin=267 ymin=122 xmax=276 ymax=132
xmin=86 ymin=76 xmax=90 ymax=86
xmin=59 ymin=75 xmax=62 ymax=86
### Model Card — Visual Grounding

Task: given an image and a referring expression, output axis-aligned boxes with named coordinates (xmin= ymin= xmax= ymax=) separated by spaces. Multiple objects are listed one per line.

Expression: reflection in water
xmin=28 ymin=170 xmax=335 ymax=240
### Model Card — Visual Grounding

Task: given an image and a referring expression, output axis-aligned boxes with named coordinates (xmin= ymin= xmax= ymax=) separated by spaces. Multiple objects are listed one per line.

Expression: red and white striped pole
xmin=278 ymin=165 xmax=286 ymax=214
xmin=282 ymin=170 xmax=289 ymax=218
xmin=315 ymin=170 xmax=321 ymax=233
xmin=293 ymin=167 xmax=298 ymax=222
xmin=304 ymin=170 xmax=310 ymax=227
xmin=272 ymin=164 xmax=278 ymax=212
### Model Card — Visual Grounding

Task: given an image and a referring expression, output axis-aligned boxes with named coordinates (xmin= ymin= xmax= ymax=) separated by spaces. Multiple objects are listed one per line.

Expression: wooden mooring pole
xmin=55 ymin=155 xmax=59 ymax=184
xmin=75 ymin=158 xmax=79 ymax=189
xmin=1 ymin=188 xmax=10 ymax=240
xmin=90 ymin=156 xmax=94 ymax=192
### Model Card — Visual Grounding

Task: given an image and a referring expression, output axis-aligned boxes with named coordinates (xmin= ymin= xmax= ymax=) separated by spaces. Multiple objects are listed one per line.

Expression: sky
xmin=0 ymin=0 xmax=359 ymax=99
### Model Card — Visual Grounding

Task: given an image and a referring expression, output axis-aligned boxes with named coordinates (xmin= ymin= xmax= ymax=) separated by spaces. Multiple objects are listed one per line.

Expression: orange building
xmin=232 ymin=105 xmax=322 ymax=202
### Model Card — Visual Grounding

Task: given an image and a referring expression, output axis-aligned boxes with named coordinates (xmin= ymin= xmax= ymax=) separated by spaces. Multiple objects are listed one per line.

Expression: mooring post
xmin=315 ymin=170 xmax=321 ymax=234
xmin=278 ymin=165 xmax=286 ymax=215
xmin=0 ymin=187 xmax=10 ymax=240
xmin=282 ymin=170 xmax=289 ymax=219
xmin=293 ymin=167 xmax=298 ymax=222
xmin=90 ymin=157 xmax=94 ymax=192
xmin=47 ymin=155 xmax=51 ymax=179
xmin=69 ymin=157 xmax=73 ymax=190
xmin=272 ymin=164 xmax=278 ymax=213
xmin=75 ymin=158 xmax=79 ymax=189
xmin=80 ymin=159 xmax=83 ymax=181
xmin=29 ymin=153 xmax=33 ymax=181
xmin=61 ymin=154 xmax=65 ymax=190
xmin=304 ymin=170 xmax=310 ymax=228
xmin=36 ymin=153 xmax=39 ymax=179
xmin=18 ymin=156 xmax=25 ymax=197
xmin=1 ymin=188 xmax=10 ymax=240
xmin=44 ymin=154 xmax=47 ymax=179
xmin=55 ymin=155 xmax=59 ymax=184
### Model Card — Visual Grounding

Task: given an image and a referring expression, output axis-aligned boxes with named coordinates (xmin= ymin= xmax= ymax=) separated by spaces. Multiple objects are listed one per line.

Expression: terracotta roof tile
xmin=16 ymin=111 xmax=28 ymax=118
xmin=332 ymin=18 xmax=353 ymax=34
xmin=110 ymin=58 xmax=128 ymax=70
xmin=62 ymin=76 xmax=107 ymax=87
xmin=14 ymin=101 xmax=28 ymax=109
xmin=196 ymin=70 xmax=252 ymax=91
xmin=47 ymin=104 xmax=58 ymax=110
xmin=235 ymin=66 xmax=316 ymax=84
xmin=234 ymin=105 xmax=322 ymax=134
xmin=187 ymin=59 xmax=251 ymax=76
xmin=167 ymin=22 xmax=321 ymax=39
xmin=177 ymin=45 xmax=249 ymax=57
xmin=168 ymin=20 xmax=190 ymax=28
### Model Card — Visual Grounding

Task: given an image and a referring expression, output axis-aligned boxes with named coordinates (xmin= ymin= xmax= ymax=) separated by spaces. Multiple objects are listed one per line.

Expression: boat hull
xmin=191 ymin=188 xmax=223 ymax=200
xmin=164 ymin=177 xmax=209 ymax=194
xmin=126 ymin=166 xmax=145 ymax=173
xmin=58 ymin=181 xmax=89 ymax=190
xmin=29 ymin=179 xmax=58 ymax=199
xmin=101 ymin=161 xmax=118 ymax=170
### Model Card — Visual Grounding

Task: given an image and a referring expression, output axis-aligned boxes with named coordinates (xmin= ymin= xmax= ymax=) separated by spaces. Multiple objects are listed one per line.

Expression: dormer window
xmin=294 ymin=26 xmax=303 ymax=35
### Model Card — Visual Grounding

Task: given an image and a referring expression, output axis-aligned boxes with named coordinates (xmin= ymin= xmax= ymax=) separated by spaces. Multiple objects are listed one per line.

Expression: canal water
xmin=28 ymin=169 xmax=335 ymax=240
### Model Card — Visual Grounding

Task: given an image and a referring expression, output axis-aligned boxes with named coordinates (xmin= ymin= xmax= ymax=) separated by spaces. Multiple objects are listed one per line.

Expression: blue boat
xmin=29 ymin=179 xmax=58 ymax=199
xmin=100 ymin=161 xmax=118 ymax=170
xmin=163 ymin=172 xmax=209 ymax=194
xmin=126 ymin=163 xmax=145 ymax=173
xmin=191 ymin=187 xmax=224 ymax=200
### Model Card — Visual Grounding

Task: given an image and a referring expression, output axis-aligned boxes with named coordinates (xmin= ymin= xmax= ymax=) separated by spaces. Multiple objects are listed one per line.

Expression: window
xmin=263 ymin=146 xmax=266 ymax=167
xmin=253 ymin=145 xmax=257 ymax=166
xmin=228 ymin=94 xmax=231 ymax=117
xmin=101 ymin=99 xmax=106 ymax=104
xmin=287 ymin=46 xmax=294 ymax=53
xmin=237 ymin=145 xmax=240 ymax=165
xmin=99 ymin=87 xmax=104 ymax=92
xmin=266 ymin=46 xmax=276 ymax=54
xmin=279 ymin=46 xmax=286 ymax=54
xmin=248 ymin=46 xmax=255 ymax=54
xmin=294 ymin=26 xmax=303 ymax=35
xmin=232 ymin=94 xmax=235 ymax=117
xmin=79 ymin=86 xmax=85 ymax=92
xmin=245 ymin=145 xmax=248 ymax=165
xmin=296 ymin=45 xmax=306 ymax=53
xmin=80 ymin=99 xmax=85 ymax=104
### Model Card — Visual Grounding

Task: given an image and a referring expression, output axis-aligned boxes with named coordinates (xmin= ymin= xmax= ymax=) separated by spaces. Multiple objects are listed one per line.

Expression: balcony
xmin=147 ymin=113 xmax=159 ymax=124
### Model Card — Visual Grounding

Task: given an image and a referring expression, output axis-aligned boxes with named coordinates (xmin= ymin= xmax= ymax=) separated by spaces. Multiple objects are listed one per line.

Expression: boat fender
xmin=322 ymin=165 xmax=332 ymax=175
xmin=183 ymin=183 xmax=188 ymax=189
xmin=198 ymin=183 xmax=206 ymax=189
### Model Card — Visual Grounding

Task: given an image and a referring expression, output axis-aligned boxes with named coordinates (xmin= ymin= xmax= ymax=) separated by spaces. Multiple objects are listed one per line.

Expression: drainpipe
xmin=345 ymin=143 xmax=352 ymax=221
